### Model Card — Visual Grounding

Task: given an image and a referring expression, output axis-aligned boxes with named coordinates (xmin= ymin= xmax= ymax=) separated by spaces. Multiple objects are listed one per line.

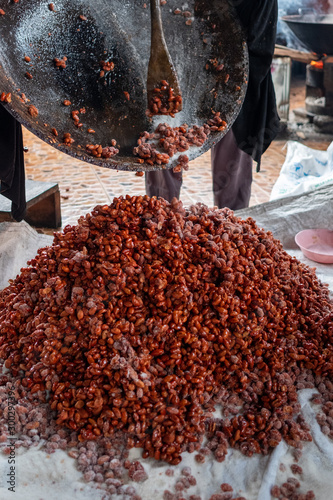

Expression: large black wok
xmin=282 ymin=14 xmax=333 ymax=55
xmin=0 ymin=0 xmax=248 ymax=172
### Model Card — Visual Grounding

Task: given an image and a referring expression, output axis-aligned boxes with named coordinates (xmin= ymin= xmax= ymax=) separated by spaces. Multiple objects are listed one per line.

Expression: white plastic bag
xmin=270 ymin=140 xmax=333 ymax=201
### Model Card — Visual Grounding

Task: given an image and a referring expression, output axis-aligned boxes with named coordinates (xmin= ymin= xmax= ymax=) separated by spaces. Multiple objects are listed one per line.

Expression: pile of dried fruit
xmin=134 ymin=113 xmax=226 ymax=170
xmin=1 ymin=196 xmax=333 ymax=470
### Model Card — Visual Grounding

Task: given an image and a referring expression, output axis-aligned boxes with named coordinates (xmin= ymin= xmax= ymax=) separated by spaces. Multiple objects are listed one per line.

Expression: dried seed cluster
xmin=85 ymin=144 xmax=119 ymax=159
xmin=147 ymin=80 xmax=183 ymax=118
xmin=271 ymin=479 xmax=315 ymax=500
xmin=0 ymin=365 xmax=142 ymax=499
xmin=134 ymin=113 xmax=226 ymax=170
xmin=63 ymin=132 xmax=74 ymax=145
xmin=54 ymin=56 xmax=67 ymax=69
xmin=99 ymin=60 xmax=115 ymax=79
xmin=0 ymin=92 xmax=12 ymax=103
xmin=1 ymin=196 xmax=333 ymax=470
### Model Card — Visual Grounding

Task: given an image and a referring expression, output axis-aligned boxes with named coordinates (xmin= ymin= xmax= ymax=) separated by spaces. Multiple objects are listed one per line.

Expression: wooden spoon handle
xmin=150 ymin=0 xmax=168 ymax=56
xmin=147 ymin=0 xmax=182 ymax=111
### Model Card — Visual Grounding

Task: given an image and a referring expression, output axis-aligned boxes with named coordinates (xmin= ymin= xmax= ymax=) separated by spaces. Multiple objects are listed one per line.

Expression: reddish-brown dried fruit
xmin=85 ymin=144 xmax=119 ymax=159
xmin=28 ymin=104 xmax=38 ymax=117
xmin=63 ymin=132 xmax=74 ymax=145
xmin=147 ymin=80 xmax=182 ymax=117
xmin=1 ymin=196 xmax=333 ymax=470
xmin=100 ymin=60 xmax=114 ymax=72
xmin=0 ymin=92 xmax=12 ymax=103
xmin=54 ymin=57 xmax=67 ymax=69
xmin=134 ymin=112 xmax=226 ymax=170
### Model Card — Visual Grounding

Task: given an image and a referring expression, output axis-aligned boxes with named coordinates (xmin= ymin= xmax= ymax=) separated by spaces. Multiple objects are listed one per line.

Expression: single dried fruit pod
xmin=1 ymin=92 xmax=12 ymax=103
xmin=28 ymin=104 xmax=38 ymax=117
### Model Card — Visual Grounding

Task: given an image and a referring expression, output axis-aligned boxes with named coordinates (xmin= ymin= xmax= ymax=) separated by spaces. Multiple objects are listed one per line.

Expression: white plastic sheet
xmin=0 ymin=221 xmax=53 ymax=291
xmin=270 ymin=141 xmax=333 ymax=201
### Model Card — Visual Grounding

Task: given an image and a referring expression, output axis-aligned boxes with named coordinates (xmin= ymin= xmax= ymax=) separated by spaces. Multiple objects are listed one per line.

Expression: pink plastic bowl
xmin=295 ymin=229 xmax=333 ymax=264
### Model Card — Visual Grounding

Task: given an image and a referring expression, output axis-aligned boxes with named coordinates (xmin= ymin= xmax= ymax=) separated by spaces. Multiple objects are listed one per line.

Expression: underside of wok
xmin=0 ymin=0 xmax=248 ymax=172
xmin=282 ymin=14 xmax=333 ymax=55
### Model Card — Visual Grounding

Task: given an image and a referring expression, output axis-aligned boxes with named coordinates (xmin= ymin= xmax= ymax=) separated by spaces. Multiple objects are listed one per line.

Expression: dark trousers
xmin=145 ymin=129 xmax=253 ymax=210
xmin=0 ymin=104 xmax=26 ymax=221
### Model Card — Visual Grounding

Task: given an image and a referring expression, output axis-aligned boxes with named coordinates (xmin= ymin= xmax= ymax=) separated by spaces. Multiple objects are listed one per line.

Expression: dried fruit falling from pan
xmin=134 ymin=112 xmax=227 ymax=170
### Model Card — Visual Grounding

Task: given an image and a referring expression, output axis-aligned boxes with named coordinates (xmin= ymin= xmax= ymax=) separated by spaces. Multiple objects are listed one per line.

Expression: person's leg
xmin=211 ymin=129 xmax=253 ymax=210
xmin=0 ymin=104 xmax=26 ymax=221
xmin=145 ymin=168 xmax=183 ymax=202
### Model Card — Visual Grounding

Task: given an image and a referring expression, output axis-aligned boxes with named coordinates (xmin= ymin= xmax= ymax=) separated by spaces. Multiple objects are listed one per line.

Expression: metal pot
xmin=282 ymin=14 xmax=333 ymax=55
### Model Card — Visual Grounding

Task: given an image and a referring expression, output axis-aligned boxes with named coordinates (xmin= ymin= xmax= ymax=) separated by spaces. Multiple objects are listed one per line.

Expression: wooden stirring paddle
xmin=147 ymin=0 xmax=182 ymax=115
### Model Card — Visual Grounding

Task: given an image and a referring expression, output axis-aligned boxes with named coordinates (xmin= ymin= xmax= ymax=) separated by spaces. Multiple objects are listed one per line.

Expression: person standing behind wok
xmin=0 ymin=103 xmax=26 ymax=221
xmin=145 ymin=0 xmax=280 ymax=210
